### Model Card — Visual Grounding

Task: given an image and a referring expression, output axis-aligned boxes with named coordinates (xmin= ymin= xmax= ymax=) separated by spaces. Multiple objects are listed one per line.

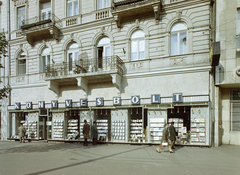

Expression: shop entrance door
xmin=39 ymin=116 xmax=47 ymax=140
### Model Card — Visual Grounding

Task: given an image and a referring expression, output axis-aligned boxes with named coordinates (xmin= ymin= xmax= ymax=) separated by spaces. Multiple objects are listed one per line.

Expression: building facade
xmin=214 ymin=0 xmax=240 ymax=145
xmin=0 ymin=0 xmax=218 ymax=146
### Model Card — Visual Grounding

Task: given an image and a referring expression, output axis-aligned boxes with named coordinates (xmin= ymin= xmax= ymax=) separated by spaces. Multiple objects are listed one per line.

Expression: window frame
xmin=17 ymin=52 xmax=26 ymax=75
xmin=131 ymin=30 xmax=145 ymax=61
xmin=97 ymin=37 xmax=111 ymax=68
xmin=237 ymin=9 xmax=240 ymax=50
xmin=170 ymin=23 xmax=187 ymax=56
xmin=97 ymin=0 xmax=110 ymax=10
xmin=67 ymin=0 xmax=78 ymax=17
xmin=230 ymin=89 xmax=240 ymax=132
xmin=40 ymin=2 xmax=52 ymax=20
xmin=67 ymin=43 xmax=79 ymax=71
xmin=17 ymin=6 xmax=26 ymax=29
xmin=41 ymin=48 xmax=51 ymax=73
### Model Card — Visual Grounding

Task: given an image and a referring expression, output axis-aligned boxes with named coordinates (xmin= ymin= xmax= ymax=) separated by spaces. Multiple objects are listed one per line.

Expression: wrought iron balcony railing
xmin=45 ymin=56 xmax=123 ymax=79
xmin=21 ymin=13 xmax=61 ymax=30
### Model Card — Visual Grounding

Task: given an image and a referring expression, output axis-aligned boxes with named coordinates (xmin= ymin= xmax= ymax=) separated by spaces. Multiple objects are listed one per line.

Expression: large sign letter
xmin=113 ymin=97 xmax=121 ymax=106
xmin=131 ymin=96 xmax=140 ymax=105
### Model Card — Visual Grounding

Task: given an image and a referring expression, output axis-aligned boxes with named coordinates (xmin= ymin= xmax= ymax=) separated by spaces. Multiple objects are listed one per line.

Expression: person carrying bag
xmin=156 ymin=123 xmax=174 ymax=153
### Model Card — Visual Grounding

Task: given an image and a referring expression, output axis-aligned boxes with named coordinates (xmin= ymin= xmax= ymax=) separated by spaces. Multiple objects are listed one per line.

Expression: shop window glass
xmin=18 ymin=52 xmax=26 ymax=75
xmin=17 ymin=6 xmax=25 ymax=29
xmin=131 ymin=30 xmax=145 ymax=61
xmin=67 ymin=0 xmax=78 ymax=17
xmin=171 ymin=23 xmax=187 ymax=56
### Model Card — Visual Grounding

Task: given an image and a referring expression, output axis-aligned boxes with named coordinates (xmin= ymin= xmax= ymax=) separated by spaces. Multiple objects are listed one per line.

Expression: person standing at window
xmin=169 ymin=122 xmax=176 ymax=150
xmin=92 ymin=121 xmax=98 ymax=145
xmin=83 ymin=119 xmax=90 ymax=146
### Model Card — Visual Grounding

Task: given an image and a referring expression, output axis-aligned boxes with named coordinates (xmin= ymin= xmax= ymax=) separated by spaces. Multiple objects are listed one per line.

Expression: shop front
xmin=8 ymin=95 xmax=211 ymax=146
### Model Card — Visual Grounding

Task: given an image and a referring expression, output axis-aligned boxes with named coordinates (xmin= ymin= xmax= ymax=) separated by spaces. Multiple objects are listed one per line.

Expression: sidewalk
xmin=0 ymin=141 xmax=239 ymax=175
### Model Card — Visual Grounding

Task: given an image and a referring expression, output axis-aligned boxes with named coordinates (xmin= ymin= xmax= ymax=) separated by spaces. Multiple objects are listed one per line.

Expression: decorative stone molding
xmin=12 ymin=0 xmax=28 ymax=7
xmin=111 ymin=74 xmax=122 ymax=95
xmin=47 ymin=81 xmax=59 ymax=97
xmin=77 ymin=77 xmax=88 ymax=96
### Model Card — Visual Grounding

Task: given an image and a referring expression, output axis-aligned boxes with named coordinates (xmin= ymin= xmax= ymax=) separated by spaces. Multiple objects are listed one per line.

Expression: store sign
xmin=26 ymin=102 xmax=32 ymax=109
xmin=51 ymin=100 xmax=58 ymax=108
xmin=173 ymin=93 xmax=183 ymax=103
xmin=80 ymin=99 xmax=88 ymax=107
xmin=113 ymin=97 xmax=121 ymax=106
xmin=15 ymin=103 xmax=21 ymax=110
xmin=131 ymin=96 xmax=140 ymax=105
xmin=151 ymin=94 xmax=161 ymax=104
xmin=96 ymin=98 xmax=104 ymax=106
xmin=38 ymin=101 xmax=45 ymax=109
xmin=65 ymin=100 xmax=72 ymax=108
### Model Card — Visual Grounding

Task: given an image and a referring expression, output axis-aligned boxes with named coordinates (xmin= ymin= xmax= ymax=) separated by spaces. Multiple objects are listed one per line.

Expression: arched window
xmin=17 ymin=51 xmax=26 ymax=75
xmin=131 ymin=30 xmax=145 ymax=61
xmin=67 ymin=43 xmax=79 ymax=71
xmin=41 ymin=48 xmax=50 ymax=73
xmin=97 ymin=37 xmax=110 ymax=69
xmin=171 ymin=23 xmax=187 ymax=56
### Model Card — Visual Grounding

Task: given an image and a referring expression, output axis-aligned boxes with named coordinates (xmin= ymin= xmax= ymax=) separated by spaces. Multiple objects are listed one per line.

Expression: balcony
xmin=21 ymin=13 xmax=61 ymax=45
xmin=111 ymin=0 xmax=162 ymax=27
xmin=44 ymin=56 xmax=123 ymax=96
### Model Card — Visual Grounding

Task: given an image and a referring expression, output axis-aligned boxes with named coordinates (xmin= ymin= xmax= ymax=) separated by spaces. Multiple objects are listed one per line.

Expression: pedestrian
xmin=169 ymin=122 xmax=176 ymax=149
xmin=18 ymin=124 xmax=25 ymax=143
xmin=83 ymin=119 xmax=90 ymax=146
xmin=156 ymin=123 xmax=174 ymax=153
xmin=92 ymin=121 xmax=98 ymax=145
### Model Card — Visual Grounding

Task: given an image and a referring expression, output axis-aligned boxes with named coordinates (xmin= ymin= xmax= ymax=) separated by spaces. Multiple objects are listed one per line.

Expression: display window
xmin=66 ymin=110 xmax=80 ymax=140
xmin=94 ymin=109 xmax=111 ymax=142
xmin=129 ymin=108 xmax=146 ymax=142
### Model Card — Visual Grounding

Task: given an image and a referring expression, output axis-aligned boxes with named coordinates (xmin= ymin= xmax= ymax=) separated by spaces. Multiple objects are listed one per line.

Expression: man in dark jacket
xmin=83 ymin=119 xmax=90 ymax=146
xmin=92 ymin=121 xmax=98 ymax=145
xmin=169 ymin=122 xmax=176 ymax=149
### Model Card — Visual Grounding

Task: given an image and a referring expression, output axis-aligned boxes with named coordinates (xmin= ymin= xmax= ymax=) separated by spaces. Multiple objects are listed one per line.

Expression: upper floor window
xmin=41 ymin=2 xmax=51 ymax=20
xmin=18 ymin=52 xmax=26 ymax=75
xmin=17 ymin=6 xmax=25 ymax=29
xmin=237 ymin=9 xmax=240 ymax=50
xmin=171 ymin=22 xmax=187 ymax=56
xmin=131 ymin=30 xmax=145 ymax=61
xmin=97 ymin=0 xmax=110 ymax=10
xmin=41 ymin=48 xmax=51 ymax=73
xmin=67 ymin=0 xmax=78 ymax=17
xmin=97 ymin=37 xmax=110 ymax=68
xmin=67 ymin=43 xmax=79 ymax=71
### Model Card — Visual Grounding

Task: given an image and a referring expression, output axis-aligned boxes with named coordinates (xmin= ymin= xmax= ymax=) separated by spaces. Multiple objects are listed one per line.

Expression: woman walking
xmin=156 ymin=123 xmax=174 ymax=153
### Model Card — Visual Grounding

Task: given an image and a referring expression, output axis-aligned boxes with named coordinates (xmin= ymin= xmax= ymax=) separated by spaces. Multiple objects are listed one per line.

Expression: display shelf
xmin=24 ymin=121 xmax=38 ymax=139
xmin=168 ymin=118 xmax=184 ymax=133
xmin=112 ymin=120 xmax=125 ymax=141
xmin=53 ymin=119 xmax=64 ymax=138
xmin=130 ymin=119 xmax=144 ymax=142
xmin=67 ymin=119 xmax=79 ymax=139
xmin=149 ymin=118 xmax=165 ymax=142
xmin=96 ymin=119 xmax=108 ymax=141
xmin=190 ymin=118 xmax=206 ymax=143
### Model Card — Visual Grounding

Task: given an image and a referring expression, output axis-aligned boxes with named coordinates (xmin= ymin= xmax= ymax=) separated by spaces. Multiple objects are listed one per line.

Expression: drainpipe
xmin=7 ymin=0 xmax=11 ymax=104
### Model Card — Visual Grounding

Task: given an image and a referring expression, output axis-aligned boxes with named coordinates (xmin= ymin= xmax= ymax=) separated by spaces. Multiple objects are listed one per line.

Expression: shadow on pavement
xmin=25 ymin=145 xmax=149 ymax=175
xmin=0 ymin=142 xmax=108 ymax=154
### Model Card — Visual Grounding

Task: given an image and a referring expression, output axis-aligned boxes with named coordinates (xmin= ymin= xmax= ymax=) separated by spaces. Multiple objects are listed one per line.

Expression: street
xmin=0 ymin=141 xmax=239 ymax=175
